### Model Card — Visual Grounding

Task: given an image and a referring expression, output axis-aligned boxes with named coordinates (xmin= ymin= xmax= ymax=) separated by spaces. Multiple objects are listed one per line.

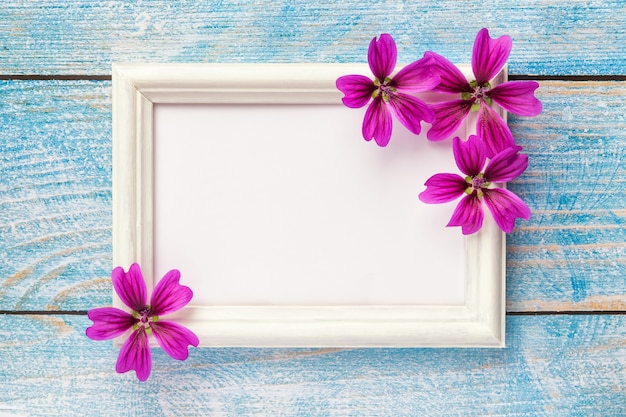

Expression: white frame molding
xmin=112 ymin=63 xmax=506 ymax=347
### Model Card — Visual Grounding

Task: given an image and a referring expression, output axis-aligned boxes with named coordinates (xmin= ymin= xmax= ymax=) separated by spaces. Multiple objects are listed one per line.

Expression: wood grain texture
xmin=1 ymin=80 xmax=625 ymax=312
xmin=507 ymin=81 xmax=626 ymax=311
xmin=0 ymin=0 xmax=625 ymax=76
xmin=0 ymin=81 xmax=112 ymax=310
xmin=0 ymin=314 xmax=623 ymax=417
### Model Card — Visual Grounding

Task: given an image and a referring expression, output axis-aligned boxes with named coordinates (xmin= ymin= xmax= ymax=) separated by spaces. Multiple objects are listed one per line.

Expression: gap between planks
xmin=1 ymin=75 xmax=626 ymax=81
xmin=0 ymin=310 xmax=625 ymax=316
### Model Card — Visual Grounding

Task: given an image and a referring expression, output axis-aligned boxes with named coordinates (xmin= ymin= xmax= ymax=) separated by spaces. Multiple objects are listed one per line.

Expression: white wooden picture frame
xmin=112 ymin=63 xmax=506 ymax=347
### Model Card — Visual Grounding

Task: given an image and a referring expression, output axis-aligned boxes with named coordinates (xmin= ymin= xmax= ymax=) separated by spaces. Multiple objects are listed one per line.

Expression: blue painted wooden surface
xmin=0 ymin=1 xmax=625 ymax=76
xmin=0 ymin=1 xmax=624 ymax=415
xmin=0 ymin=315 xmax=624 ymax=417
xmin=0 ymin=81 xmax=112 ymax=311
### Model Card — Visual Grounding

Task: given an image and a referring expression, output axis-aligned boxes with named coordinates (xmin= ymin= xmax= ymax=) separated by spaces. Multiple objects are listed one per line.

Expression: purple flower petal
xmin=149 ymin=269 xmax=193 ymax=317
xmin=86 ymin=307 xmax=136 ymax=341
xmin=368 ymin=34 xmax=396 ymax=81
xmin=387 ymin=92 xmax=434 ymax=135
xmin=424 ymin=51 xmax=472 ymax=94
xmin=484 ymin=146 xmax=528 ymax=183
xmin=483 ymin=188 xmax=531 ymax=233
xmin=116 ymin=327 xmax=152 ymax=382
xmin=112 ymin=263 xmax=147 ymax=312
xmin=336 ymin=75 xmax=375 ymax=109
xmin=477 ymin=102 xmax=516 ymax=158
xmin=391 ymin=55 xmax=441 ymax=92
xmin=453 ymin=135 xmax=486 ymax=176
xmin=447 ymin=192 xmax=484 ymax=235
xmin=487 ymin=81 xmax=542 ymax=116
xmin=151 ymin=320 xmax=200 ymax=361
xmin=419 ymin=173 xmax=466 ymax=203
xmin=362 ymin=96 xmax=393 ymax=147
xmin=427 ymin=100 xmax=473 ymax=141
xmin=472 ymin=28 xmax=512 ymax=85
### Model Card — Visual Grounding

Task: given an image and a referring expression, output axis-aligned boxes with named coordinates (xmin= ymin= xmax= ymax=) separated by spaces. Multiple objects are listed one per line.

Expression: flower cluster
xmin=336 ymin=28 xmax=541 ymax=234
xmin=86 ymin=263 xmax=199 ymax=381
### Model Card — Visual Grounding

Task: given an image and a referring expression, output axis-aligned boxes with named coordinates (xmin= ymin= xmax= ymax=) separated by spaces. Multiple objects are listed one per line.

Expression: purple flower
xmin=336 ymin=33 xmax=440 ymax=147
xmin=426 ymin=28 xmax=542 ymax=157
xmin=86 ymin=263 xmax=199 ymax=382
xmin=419 ymin=135 xmax=531 ymax=234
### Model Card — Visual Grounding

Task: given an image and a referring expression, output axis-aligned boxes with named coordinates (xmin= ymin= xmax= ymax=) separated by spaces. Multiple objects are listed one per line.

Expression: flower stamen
xmin=462 ymin=80 xmax=493 ymax=111
xmin=464 ymin=173 xmax=491 ymax=197
xmin=132 ymin=305 xmax=157 ymax=329
xmin=373 ymin=77 xmax=396 ymax=103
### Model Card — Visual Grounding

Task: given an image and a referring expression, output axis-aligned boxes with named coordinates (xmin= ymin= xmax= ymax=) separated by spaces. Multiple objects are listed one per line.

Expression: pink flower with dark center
xmin=426 ymin=28 xmax=542 ymax=157
xmin=86 ymin=263 xmax=199 ymax=381
xmin=419 ymin=135 xmax=531 ymax=234
xmin=336 ymin=33 xmax=440 ymax=147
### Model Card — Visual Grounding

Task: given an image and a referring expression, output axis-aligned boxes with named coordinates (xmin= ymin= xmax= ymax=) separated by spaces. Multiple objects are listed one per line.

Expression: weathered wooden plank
xmin=0 ymin=1 xmax=625 ymax=76
xmin=0 ymin=314 xmax=623 ymax=416
xmin=507 ymin=81 xmax=626 ymax=311
xmin=0 ymin=80 xmax=113 ymax=310
xmin=0 ymin=80 xmax=624 ymax=311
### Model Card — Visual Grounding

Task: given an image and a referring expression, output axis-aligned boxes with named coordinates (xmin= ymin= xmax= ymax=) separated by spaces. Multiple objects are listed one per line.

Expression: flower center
xmin=132 ymin=305 xmax=159 ymax=334
xmin=465 ymin=174 xmax=490 ymax=197
xmin=462 ymin=80 xmax=492 ymax=111
xmin=372 ymin=77 xmax=396 ymax=103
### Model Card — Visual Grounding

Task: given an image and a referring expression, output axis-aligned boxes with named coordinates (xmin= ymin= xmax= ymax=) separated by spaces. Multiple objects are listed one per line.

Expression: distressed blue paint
xmin=506 ymin=81 xmax=626 ymax=308
xmin=0 ymin=315 xmax=623 ymax=416
xmin=0 ymin=81 xmax=112 ymax=310
xmin=0 ymin=1 xmax=625 ymax=75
